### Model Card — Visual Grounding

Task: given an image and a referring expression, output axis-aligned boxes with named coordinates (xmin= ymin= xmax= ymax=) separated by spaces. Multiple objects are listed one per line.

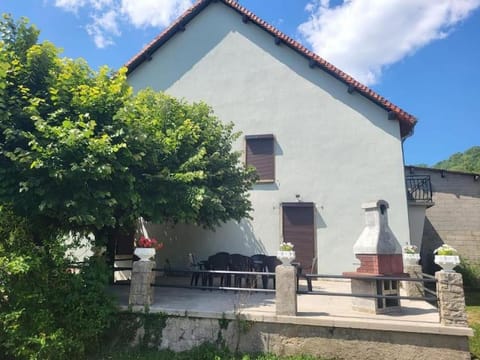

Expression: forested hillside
xmin=433 ymin=146 xmax=480 ymax=173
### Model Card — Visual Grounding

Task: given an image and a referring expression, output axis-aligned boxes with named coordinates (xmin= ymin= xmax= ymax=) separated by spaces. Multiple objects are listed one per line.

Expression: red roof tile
xmin=125 ymin=0 xmax=416 ymax=138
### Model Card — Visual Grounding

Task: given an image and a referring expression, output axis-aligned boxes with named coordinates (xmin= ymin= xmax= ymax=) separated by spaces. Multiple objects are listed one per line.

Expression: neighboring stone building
xmin=406 ymin=166 xmax=480 ymax=273
xmin=123 ymin=0 xmax=417 ymax=274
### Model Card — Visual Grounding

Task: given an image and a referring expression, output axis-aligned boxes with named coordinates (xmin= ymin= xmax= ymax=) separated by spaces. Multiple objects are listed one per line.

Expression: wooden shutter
xmin=282 ymin=203 xmax=316 ymax=273
xmin=245 ymin=134 xmax=274 ymax=182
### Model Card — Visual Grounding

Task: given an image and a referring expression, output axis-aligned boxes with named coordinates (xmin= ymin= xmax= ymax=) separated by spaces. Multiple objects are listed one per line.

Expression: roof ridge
xmin=125 ymin=0 xmax=416 ymax=138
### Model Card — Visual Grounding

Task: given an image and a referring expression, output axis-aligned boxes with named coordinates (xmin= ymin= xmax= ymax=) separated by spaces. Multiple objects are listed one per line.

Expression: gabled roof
xmin=125 ymin=0 xmax=417 ymax=138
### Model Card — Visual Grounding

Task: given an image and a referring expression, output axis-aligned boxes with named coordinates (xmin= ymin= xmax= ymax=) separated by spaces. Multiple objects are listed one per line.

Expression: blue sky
xmin=2 ymin=0 xmax=480 ymax=166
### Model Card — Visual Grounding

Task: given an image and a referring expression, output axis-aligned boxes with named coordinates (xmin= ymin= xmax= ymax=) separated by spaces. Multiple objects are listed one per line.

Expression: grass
xmin=92 ymin=344 xmax=332 ymax=360
xmin=466 ymin=291 xmax=480 ymax=358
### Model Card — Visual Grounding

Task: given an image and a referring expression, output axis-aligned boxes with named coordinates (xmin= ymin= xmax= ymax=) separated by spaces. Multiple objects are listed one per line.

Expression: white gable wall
xmin=127 ymin=2 xmax=410 ymax=274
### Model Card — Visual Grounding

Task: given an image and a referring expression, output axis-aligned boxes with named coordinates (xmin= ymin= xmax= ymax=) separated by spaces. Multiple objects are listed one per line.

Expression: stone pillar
xmin=275 ymin=265 xmax=297 ymax=316
xmin=403 ymin=264 xmax=424 ymax=298
xmin=129 ymin=260 xmax=155 ymax=307
xmin=435 ymin=271 xmax=468 ymax=327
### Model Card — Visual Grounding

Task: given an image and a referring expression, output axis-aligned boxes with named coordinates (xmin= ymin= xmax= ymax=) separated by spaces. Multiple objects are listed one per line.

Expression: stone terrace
xmin=110 ymin=278 xmax=471 ymax=337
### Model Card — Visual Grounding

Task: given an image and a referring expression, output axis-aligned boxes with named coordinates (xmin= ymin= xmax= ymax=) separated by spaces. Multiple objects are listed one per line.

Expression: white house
xmin=125 ymin=0 xmax=417 ymax=274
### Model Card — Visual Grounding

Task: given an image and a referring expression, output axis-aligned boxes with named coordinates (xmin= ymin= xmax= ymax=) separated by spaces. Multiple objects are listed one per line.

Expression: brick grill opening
xmin=355 ymin=254 xmax=404 ymax=275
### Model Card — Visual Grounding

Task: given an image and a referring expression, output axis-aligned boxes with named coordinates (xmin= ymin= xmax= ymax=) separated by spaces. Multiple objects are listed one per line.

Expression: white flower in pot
xmin=134 ymin=236 xmax=164 ymax=262
xmin=434 ymin=244 xmax=460 ymax=272
xmin=403 ymin=244 xmax=420 ymax=266
xmin=277 ymin=242 xmax=295 ymax=265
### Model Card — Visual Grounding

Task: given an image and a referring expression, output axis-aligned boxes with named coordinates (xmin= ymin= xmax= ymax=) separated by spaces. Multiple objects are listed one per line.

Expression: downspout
xmin=401 ymin=117 xmax=417 ymax=166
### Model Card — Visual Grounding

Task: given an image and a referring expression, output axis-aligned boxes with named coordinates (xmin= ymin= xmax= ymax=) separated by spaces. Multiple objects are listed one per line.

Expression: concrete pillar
xmin=129 ymin=260 xmax=155 ymax=307
xmin=435 ymin=271 xmax=468 ymax=327
xmin=275 ymin=265 xmax=297 ymax=316
xmin=403 ymin=264 xmax=424 ymax=298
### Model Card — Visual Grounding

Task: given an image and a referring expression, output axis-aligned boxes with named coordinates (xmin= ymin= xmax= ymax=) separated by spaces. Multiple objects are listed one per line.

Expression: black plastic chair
xmin=250 ymin=254 xmax=267 ymax=271
xmin=264 ymin=256 xmax=281 ymax=289
xmin=291 ymin=261 xmax=303 ymax=291
xmin=229 ymin=254 xmax=254 ymax=288
xmin=250 ymin=254 xmax=267 ymax=288
xmin=207 ymin=252 xmax=230 ymax=287
xmin=188 ymin=253 xmax=208 ymax=286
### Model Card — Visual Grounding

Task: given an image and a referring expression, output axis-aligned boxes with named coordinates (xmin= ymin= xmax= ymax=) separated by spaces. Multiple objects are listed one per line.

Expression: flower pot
xmin=434 ymin=255 xmax=460 ymax=272
xmin=277 ymin=250 xmax=295 ymax=265
xmin=403 ymin=253 xmax=420 ymax=266
xmin=134 ymin=247 xmax=156 ymax=261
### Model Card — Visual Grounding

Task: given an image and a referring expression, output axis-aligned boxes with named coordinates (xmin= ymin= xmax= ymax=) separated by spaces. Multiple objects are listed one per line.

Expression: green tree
xmin=117 ymin=89 xmax=255 ymax=229
xmin=0 ymin=14 xmax=256 ymax=247
xmin=0 ymin=14 xmax=255 ymax=359
xmin=434 ymin=146 xmax=480 ymax=173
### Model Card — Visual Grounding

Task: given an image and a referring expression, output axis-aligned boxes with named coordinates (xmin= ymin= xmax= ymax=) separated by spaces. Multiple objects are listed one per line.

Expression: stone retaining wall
xmin=126 ymin=313 xmax=471 ymax=360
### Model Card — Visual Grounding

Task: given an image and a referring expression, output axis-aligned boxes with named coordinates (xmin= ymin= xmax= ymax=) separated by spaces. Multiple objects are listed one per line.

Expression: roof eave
xmin=125 ymin=0 xmax=211 ymax=75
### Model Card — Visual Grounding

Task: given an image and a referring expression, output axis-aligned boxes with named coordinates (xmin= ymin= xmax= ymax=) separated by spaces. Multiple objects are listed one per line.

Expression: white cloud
xmin=121 ymin=0 xmax=193 ymax=28
xmin=54 ymin=0 xmax=87 ymax=13
xmin=53 ymin=0 xmax=193 ymax=48
xmin=298 ymin=0 xmax=480 ymax=85
xmin=86 ymin=10 xmax=120 ymax=48
xmin=91 ymin=0 xmax=114 ymax=11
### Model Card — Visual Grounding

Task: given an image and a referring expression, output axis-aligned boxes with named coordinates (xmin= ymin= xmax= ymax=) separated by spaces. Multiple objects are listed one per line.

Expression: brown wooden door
xmin=282 ymin=203 xmax=316 ymax=273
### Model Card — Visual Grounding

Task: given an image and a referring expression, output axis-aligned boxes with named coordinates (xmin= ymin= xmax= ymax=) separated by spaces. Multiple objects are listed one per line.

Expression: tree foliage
xmin=117 ymin=90 xmax=255 ymax=228
xmin=0 ymin=14 xmax=256 ymax=244
xmin=0 ymin=14 xmax=256 ymax=359
xmin=0 ymin=207 xmax=116 ymax=360
xmin=433 ymin=146 xmax=480 ymax=174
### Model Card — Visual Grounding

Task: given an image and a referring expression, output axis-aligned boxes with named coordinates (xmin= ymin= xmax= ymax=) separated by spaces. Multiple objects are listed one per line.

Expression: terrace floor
xmin=110 ymin=276 xmax=472 ymax=337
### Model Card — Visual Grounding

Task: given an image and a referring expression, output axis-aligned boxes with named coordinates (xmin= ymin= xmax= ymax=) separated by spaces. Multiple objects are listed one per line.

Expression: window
xmin=245 ymin=134 xmax=274 ymax=182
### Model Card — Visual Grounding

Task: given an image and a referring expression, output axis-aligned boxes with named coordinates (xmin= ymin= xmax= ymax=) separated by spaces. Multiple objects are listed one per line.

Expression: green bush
xmin=0 ymin=207 xmax=117 ymax=360
xmin=456 ymin=258 xmax=480 ymax=290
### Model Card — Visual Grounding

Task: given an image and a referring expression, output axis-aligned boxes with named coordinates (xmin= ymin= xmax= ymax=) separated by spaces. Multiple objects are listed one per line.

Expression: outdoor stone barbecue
xmin=347 ymin=200 xmax=405 ymax=314
xmin=353 ymin=200 xmax=403 ymax=275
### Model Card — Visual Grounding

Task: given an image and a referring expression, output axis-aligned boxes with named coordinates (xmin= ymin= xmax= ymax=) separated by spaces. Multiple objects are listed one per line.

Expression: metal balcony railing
xmin=406 ymin=175 xmax=433 ymax=202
